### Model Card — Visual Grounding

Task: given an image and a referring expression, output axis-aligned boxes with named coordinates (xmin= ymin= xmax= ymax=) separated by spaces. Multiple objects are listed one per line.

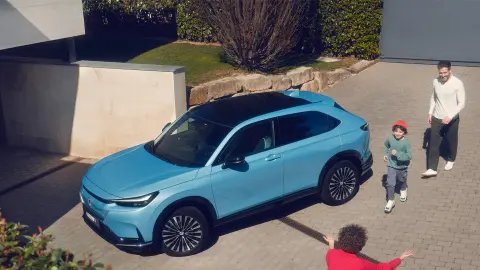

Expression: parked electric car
xmin=80 ymin=90 xmax=372 ymax=257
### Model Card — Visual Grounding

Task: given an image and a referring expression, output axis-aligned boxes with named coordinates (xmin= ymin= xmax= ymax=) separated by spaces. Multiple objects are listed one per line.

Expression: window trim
xmin=152 ymin=111 xmax=234 ymax=167
xmin=275 ymin=110 xmax=340 ymax=147
xmin=212 ymin=119 xmax=276 ymax=166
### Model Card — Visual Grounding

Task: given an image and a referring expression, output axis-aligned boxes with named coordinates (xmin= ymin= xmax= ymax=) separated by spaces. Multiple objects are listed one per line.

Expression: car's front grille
xmin=83 ymin=186 xmax=112 ymax=204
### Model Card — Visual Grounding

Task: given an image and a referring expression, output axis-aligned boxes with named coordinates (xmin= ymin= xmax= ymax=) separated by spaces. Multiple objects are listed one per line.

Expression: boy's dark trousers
xmin=427 ymin=116 xmax=460 ymax=171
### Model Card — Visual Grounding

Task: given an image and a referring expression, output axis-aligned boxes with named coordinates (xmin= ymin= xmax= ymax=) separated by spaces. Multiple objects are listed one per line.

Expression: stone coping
xmin=0 ymin=56 xmax=185 ymax=73
xmin=189 ymin=59 xmax=377 ymax=106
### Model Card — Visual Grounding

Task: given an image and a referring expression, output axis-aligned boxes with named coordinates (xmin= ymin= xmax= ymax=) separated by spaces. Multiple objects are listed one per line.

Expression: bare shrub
xmin=195 ymin=0 xmax=309 ymax=72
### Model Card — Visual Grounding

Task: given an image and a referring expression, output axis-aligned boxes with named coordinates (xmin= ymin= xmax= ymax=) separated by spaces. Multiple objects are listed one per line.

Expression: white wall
xmin=0 ymin=58 xmax=186 ymax=158
xmin=0 ymin=0 xmax=85 ymax=50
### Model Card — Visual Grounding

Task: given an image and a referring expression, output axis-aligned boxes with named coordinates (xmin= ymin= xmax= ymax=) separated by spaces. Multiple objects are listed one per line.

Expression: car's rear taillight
xmin=360 ymin=123 xmax=369 ymax=131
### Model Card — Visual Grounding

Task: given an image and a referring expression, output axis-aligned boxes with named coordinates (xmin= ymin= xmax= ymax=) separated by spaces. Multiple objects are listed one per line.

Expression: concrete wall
xmin=0 ymin=58 xmax=186 ymax=158
xmin=0 ymin=0 xmax=85 ymax=50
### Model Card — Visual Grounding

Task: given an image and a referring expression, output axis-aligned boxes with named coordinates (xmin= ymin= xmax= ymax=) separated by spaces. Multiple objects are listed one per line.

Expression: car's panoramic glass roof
xmin=189 ymin=92 xmax=310 ymax=127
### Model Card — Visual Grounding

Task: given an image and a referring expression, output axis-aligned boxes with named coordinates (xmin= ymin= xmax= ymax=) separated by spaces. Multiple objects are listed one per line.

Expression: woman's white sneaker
xmin=384 ymin=200 xmax=395 ymax=213
xmin=400 ymin=189 xmax=407 ymax=202
xmin=422 ymin=169 xmax=438 ymax=177
xmin=445 ymin=161 xmax=455 ymax=171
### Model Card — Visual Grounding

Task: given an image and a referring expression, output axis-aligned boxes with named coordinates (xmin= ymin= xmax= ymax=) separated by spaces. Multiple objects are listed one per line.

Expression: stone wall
xmin=189 ymin=60 xmax=376 ymax=106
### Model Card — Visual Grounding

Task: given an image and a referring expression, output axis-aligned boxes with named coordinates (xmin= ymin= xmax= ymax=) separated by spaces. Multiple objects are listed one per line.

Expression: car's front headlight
xmin=110 ymin=191 xmax=159 ymax=207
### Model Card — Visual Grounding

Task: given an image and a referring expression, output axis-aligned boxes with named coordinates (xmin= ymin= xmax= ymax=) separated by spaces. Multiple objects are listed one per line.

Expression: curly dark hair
xmin=337 ymin=224 xmax=368 ymax=254
xmin=392 ymin=125 xmax=408 ymax=135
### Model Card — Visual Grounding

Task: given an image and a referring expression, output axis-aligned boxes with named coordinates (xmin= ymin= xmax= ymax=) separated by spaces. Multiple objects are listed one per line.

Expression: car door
xmin=209 ymin=119 xmax=284 ymax=218
xmin=276 ymin=110 xmax=342 ymax=195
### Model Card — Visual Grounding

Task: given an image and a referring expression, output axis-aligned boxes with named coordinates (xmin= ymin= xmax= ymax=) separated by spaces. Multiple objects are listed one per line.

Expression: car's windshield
xmin=151 ymin=112 xmax=233 ymax=167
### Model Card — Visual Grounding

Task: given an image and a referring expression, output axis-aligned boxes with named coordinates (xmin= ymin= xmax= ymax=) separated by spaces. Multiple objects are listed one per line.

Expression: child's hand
xmin=391 ymin=149 xmax=397 ymax=156
xmin=383 ymin=155 xmax=388 ymax=162
xmin=399 ymin=250 xmax=415 ymax=260
xmin=323 ymin=235 xmax=335 ymax=249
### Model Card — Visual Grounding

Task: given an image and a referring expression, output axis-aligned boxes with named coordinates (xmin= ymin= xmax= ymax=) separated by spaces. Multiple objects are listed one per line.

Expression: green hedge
xmin=82 ymin=0 xmax=382 ymax=58
xmin=82 ymin=0 xmax=215 ymax=42
xmin=175 ymin=0 xmax=216 ymax=42
xmin=318 ymin=0 xmax=383 ymax=59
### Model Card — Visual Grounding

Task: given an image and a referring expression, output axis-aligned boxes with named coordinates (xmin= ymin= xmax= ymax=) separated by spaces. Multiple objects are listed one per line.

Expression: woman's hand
xmin=323 ymin=235 xmax=335 ymax=249
xmin=400 ymin=250 xmax=415 ymax=260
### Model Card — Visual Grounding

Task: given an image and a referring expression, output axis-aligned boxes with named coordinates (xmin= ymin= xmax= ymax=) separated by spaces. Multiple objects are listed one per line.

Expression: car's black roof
xmin=189 ymin=92 xmax=310 ymax=127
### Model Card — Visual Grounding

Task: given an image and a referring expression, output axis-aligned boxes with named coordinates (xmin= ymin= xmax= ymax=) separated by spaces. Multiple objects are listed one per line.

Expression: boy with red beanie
xmin=383 ymin=120 xmax=412 ymax=213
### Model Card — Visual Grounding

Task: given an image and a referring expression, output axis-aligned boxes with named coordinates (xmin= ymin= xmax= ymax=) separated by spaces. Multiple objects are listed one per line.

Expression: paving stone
xmin=2 ymin=62 xmax=480 ymax=269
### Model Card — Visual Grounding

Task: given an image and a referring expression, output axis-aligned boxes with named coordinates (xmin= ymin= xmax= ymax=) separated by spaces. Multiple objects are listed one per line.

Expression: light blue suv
xmin=80 ymin=90 xmax=372 ymax=257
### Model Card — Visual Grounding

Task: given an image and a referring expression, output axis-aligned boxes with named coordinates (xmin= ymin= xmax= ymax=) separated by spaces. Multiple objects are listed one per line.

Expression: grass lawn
xmin=129 ymin=42 xmax=356 ymax=86
xmin=129 ymin=43 xmax=240 ymax=86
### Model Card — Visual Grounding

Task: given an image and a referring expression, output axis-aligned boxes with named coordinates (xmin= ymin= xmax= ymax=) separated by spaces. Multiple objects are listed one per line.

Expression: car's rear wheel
xmin=160 ymin=206 xmax=210 ymax=257
xmin=320 ymin=160 xmax=360 ymax=206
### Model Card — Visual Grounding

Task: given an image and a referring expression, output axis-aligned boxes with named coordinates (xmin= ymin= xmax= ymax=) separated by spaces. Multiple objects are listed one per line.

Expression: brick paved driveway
xmin=3 ymin=62 xmax=480 ymax=269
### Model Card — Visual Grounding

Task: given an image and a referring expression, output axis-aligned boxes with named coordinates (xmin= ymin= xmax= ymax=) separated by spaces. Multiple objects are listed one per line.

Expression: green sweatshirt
xmin=383 ymin=135 xmax=412 ymax=169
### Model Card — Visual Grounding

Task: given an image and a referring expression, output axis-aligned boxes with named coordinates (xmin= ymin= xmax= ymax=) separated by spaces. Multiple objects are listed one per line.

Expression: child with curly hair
xmin=323 ymin=224 xmax=414 ymax=269
xmin=383 ymin=120 xmax=412 ymax=213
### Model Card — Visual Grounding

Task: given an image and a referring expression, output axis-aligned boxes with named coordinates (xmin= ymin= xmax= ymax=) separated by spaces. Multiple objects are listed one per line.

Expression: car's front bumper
xmin=79 ymin=184 xmax=154 ymax=253
xmin=82 ymin=204 xmax=153 ymax=253
xmin=361 ymin=152 xmax=373 ymax=175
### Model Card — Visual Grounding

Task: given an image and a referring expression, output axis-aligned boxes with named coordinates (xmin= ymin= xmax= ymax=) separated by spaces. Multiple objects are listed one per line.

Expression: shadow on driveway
xmin=0 ymin=158 xmax=91 ymax=234
xmin=142 ymin=169 xmax=377 ymax=262
xmin=207 ymin=169 xmax=378 ymax=263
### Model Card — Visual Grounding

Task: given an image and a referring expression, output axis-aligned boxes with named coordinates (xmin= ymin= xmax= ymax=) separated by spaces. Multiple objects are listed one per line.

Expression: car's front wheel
xmin=320 ymin=160 xmax=360 ymax=206
xmin=160 ymin=206 xmax=210 ymax=257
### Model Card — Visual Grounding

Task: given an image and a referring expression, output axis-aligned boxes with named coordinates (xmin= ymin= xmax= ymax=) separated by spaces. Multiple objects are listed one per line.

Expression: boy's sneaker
xmin=445 ymin=161 xmax=455 ymax=171
xmin=400 ymin=189 xmax=407 ymax=202
xmin=384 ymin=200 xmax=395 ymax=213
xmin=421 ymin=169 xmax=438 ymax=177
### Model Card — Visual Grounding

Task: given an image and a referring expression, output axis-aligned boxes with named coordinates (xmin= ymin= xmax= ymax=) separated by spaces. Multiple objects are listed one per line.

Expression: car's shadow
xmin=140 ymin=169 xmax=374 ymax=257
xmin=206 ymin=169 xmax=375 ymax=256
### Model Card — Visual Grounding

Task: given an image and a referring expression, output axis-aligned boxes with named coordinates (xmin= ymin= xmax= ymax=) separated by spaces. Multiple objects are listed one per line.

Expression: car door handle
xmin=265 ymin=154 xmax=281 ymax=161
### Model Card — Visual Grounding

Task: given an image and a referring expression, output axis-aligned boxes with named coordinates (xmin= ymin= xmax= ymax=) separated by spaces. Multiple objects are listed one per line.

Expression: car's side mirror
xmin=162 ymin=122 xmax=171 ymax=132
xmin=221 ymin=156 xmax=245 ymax=169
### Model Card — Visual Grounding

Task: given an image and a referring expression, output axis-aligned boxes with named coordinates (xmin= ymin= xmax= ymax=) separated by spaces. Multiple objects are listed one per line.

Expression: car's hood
xmin=85 ymin=144 xmax=199 ymax=198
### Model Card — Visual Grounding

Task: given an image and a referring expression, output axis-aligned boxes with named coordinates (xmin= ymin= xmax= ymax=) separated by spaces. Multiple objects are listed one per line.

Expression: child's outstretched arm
xmin=395 ymin=140 xmax=412 ymax=161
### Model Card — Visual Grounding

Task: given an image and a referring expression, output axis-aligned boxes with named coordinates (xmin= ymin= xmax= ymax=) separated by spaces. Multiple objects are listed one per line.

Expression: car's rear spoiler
xmin=279 ymin=89 xmax=335 ymax=106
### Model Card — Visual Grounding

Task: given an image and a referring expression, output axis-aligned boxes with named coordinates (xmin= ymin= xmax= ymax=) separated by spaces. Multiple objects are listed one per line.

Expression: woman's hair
xmin=337 ymin=224 xmax=368 ymax=254
xmin=392 ymin=125 xmax=408 ymax=135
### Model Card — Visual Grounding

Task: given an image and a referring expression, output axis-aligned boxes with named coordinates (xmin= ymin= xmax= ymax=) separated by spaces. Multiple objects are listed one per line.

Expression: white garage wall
xmin=0 ymin=58 xmax=187 ymax=159
xmin=0 ymin=0 xmax=85 ymax=50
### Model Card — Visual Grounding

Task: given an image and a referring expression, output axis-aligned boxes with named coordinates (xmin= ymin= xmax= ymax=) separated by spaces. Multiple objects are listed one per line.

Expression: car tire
xmin=160 ymin=206 xmax=210 ymax=257
xmin=320 ymin=160 xmax=360 ymax=206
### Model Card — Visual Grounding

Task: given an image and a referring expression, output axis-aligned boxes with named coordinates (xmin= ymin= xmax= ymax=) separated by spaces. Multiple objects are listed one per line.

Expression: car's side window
xmin=214 ymin=120 xmax=274 ymax=165
xmin=276 ymin=111 xmax=339 ymax=146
